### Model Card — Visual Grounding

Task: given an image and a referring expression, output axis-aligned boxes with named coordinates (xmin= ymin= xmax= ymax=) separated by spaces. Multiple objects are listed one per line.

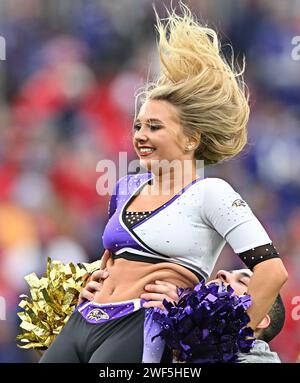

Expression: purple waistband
xmin=76 ymin=299 xmax=145 ymax=324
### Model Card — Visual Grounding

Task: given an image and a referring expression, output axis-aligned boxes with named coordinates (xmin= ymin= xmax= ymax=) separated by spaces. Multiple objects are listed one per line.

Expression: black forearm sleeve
xmin=237 ymin=243 xmax=280 ymax=270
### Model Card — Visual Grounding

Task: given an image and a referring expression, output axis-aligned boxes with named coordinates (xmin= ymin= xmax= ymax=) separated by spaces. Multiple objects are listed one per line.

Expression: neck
xmin=254 ymin=329 xmax=261 ymax=339
xmin=149 ymin=159 xmax=199 ymax=194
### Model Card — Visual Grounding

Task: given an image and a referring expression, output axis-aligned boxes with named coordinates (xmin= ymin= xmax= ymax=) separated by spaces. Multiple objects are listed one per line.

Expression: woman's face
xmin=133 ymin=99 xmax=192 ymax=171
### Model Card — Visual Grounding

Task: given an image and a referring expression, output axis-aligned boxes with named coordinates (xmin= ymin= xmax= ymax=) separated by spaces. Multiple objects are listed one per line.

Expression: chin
xmin=139 ymin=159 xmax=152 ymax=171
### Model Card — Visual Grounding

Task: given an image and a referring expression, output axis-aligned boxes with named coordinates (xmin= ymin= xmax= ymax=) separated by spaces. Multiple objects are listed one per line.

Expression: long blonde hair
xmin=136 ymin=2 xmax=249 ymax=166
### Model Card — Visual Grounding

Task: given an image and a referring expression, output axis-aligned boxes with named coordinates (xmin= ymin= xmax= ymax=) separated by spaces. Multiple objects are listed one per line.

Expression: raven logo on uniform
xmin=232 ymin=199 xmax=246 ymax=207
xmin=87 ymin=308 xmax=109 ymax=321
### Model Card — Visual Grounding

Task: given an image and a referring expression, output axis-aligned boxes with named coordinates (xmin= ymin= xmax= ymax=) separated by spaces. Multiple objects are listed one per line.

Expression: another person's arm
xmin=79 ymin=276 xmax=179 ymax=309
xmin=203 ymin=179 xmax=288 ymax=330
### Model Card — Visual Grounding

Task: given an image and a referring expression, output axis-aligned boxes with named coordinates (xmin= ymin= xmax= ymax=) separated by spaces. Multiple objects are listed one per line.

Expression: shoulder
xmin=176 ymin=177 xmax=240 ymax=204
xmin=193 ymin=177 xmax=239 ymax=201
xmin=200 ymin=178 xmax=252 ymax=218
xmin=201 ymin=177 xmax=243 ymax=200
xmin=116 ymin=172 xmax=152 ymax=195
xmin=238 ymin=340 xmax=281 ymax=363
xmin=201 ymin=177 xmax=236 ymax=191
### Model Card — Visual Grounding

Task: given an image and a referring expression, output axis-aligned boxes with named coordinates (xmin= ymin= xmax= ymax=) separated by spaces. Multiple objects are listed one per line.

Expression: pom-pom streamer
xmin=17 ymin=258 xmax=100 ymax=350
xmin=152 ymin=281 xmax=255 ymax=363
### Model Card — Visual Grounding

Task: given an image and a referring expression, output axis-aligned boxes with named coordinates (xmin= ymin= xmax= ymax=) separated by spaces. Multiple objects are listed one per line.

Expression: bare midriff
xmin=93 ymin=257 xmax=199 ymax=304
xmin=93 ymin=175 xmax=201 ymax=303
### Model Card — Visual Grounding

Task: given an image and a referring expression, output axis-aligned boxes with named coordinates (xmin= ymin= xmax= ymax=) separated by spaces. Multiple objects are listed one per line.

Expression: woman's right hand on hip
xmin=78 ymin=250 xmax=111 ymax=305
xmin=78 ymin=269 xmax=109 ymax=305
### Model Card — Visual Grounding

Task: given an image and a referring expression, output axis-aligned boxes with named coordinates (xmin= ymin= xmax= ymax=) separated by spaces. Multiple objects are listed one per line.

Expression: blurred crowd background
xmin=0 ymin=0 xmax=299 ymax=363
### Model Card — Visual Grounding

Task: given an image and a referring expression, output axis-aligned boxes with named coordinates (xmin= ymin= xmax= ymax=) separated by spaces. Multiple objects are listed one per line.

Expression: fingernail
xmin=103 ymin=271 xmax=109 ymax=277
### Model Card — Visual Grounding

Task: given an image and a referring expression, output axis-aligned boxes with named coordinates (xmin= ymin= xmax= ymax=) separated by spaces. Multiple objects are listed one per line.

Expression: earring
xmin=186 ymin=144 xmax=193 ymax=151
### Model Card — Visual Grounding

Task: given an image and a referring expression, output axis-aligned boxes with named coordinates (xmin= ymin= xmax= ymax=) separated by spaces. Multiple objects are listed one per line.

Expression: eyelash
xmin=239 ymin=281 xmax=247 ymax=286
xmin=133 ymin=124 xmax=161 ymax=132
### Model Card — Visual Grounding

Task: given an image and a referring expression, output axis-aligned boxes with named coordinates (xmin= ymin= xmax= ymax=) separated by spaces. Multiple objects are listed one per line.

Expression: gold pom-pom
xmin=16 ymin=258 xmax=100 ymax=350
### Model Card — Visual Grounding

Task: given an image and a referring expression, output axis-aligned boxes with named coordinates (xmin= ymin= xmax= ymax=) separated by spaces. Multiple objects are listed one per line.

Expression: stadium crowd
xmin=0 ymin=0 xmax=299 ymax=362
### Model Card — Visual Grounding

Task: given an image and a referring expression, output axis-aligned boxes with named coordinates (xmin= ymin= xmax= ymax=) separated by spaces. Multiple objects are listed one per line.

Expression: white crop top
xmin=102 ymin=174 xmax=271 ymax=280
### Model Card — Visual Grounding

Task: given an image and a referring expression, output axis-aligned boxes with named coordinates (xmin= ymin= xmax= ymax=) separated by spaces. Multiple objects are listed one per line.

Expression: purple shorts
xmin=74 ymin=298 xmax=167 ymax=362
xmin=76 ymin=299 xmax=146 ymax=324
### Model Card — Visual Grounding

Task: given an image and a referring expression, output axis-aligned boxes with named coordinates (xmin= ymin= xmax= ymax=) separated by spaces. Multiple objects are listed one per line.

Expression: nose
xmin=216 ymin=270 xmax=231 ymax=284
xmin=134 ymin=126 xmax=149 ymax=144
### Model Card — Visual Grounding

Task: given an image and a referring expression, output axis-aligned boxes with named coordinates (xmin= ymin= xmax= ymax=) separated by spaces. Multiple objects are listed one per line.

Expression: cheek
xmin=160 ymin=132 xmax=184 ymax=152
xmin=173 ymin=131 xmax=187 ymax=151
xmin=231 ymin=283 xmax=244 ymax=296
xmin=152 ymin=133 xmax=169 ymax=150
xmin=171 ymin=138 xmax=185 ymax=153
xmin=235 ymin=287 xmax=248 ymax=296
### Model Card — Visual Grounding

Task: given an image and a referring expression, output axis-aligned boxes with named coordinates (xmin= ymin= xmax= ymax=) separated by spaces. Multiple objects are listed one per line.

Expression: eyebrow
xmin=240 ymin=272 xmax=251 ymax=279
xmin=229 ymin=270 xmax=251 ymax=279
xmin=134 ymin=118 xmax=164 ymax=124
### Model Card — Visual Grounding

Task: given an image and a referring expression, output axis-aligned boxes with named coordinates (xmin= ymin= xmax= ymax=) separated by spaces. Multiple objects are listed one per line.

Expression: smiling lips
xmin=137 ymin=147 xmax=156 ymax=156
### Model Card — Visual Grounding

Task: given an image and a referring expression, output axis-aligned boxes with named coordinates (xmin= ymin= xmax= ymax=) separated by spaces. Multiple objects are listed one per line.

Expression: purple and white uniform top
xmin=102 ymin=173 xmax=271 ymax=280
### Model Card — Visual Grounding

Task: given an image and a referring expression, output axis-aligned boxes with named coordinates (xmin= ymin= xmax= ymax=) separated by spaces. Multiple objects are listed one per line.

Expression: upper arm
xmin=202 ymin=179 xmax=271 ymax=253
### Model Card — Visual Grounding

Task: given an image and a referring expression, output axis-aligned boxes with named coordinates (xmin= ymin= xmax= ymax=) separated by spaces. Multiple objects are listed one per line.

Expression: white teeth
xmin=139 ymin=148 xmax=154 ymax=153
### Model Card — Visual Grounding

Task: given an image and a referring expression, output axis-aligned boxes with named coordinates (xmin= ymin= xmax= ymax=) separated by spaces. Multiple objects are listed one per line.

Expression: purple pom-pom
xmin=152 ymin=281 xmax=255 ymax=363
